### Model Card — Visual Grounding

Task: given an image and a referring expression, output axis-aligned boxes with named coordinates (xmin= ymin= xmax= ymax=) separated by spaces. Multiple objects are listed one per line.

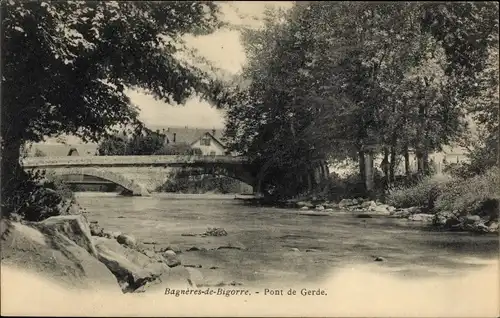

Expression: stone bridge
xmin=22 ymin=155 xmax=254 ymax=196
xmin=22 ymin=155 xmax=331 ymax=196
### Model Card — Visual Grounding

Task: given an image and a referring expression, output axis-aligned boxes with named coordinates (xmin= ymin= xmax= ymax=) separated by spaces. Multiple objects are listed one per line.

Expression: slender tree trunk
xmin=364 ymin=150 xmax=374 ymax=197
xmin=423 ymin=150 xmax=430 ymax=175
xmin=382 ymin=148 xmax=389 ymax=184
xmin=358 ymin=150 xmax=366 ymax=183
xmin=497 ymin=100 xmax=500 ymax=168
xmin=306 ymin=170 xmax=312 ymax=193
xmin=403 ymin=144 xmax=411 ymax=177
xmin=389 ymin=145 xmax=397 ymax=184
xmin=416 ymin=148 xmax=424 ymax=174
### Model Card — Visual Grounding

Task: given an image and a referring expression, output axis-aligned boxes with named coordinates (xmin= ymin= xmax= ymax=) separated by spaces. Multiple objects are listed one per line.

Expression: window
xmin=201 ymin=137 xmax=211 ymax=146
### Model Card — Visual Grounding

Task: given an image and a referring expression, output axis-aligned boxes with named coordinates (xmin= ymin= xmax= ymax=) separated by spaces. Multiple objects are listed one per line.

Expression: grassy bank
xmin=386 ymin=167 xmax=499 ymax=231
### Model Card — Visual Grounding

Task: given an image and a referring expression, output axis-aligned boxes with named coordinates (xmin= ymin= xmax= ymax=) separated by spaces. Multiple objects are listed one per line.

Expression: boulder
xmin=464 ymin=222 xmax=490 ymax=233
xmin=164 ymin=244 xmax=182 ymax=253
xmin=361 ymin=200 xmax=377 ymax=209
xmin=102 ymin=230 xmax=121 ymax=239
xmin=464 ymin=215 xmax=481 ymax=224
xmin=391 ymin=209 xmax=412 ymax=218
xmin=89 ymin=222 xmax=104 ymax=237
xmin=116 ymin=233 xmax=137 ymax=248
xmin=323 ymin=202 xmax=338 ymax=209
xmin=406 ymin=206 xmax=422 ymax=214
xmin=216 ymin=241 xmax=246 ymax=250
xmin=134 ymin=266 xmax=193 ymax=293
xmin=408 ymin=213 xmax=434 ymax=223
xmin=297 ymin=201 xmax=314 ymax=208
xmin=433 ymin=211 xmax=460 ymax=227
xmin=338 ymin=199 xmax=354 ymax=208
xmin=300 ymin=206 xmax=309 ymax=210
xmin=186 ymin=267 xmax=204 ymax=287
xmin=161 ymin=250 xmax=182 ymax=268
xmin=315 ymin=205 xmax=325 ymax=211
xmin=93 ymin=237 xmax=169 ymax=292
xmin=369 ymin=204 xmax=390 ymax=215
xmin=36 ymin=215 xmax=98 ymax=257
xmin=1 ymin=219 xmax=119 ymax=292
xmin=488 ymin=222 xmax=499 ymax=233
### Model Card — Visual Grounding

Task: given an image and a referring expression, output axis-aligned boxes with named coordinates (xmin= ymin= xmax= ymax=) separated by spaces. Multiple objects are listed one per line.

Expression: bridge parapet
xmin=22 ymin=155 xmax=250 ymax=168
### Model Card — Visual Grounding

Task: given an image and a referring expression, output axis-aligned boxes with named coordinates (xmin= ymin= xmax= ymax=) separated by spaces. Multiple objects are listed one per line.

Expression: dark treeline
xmin=220 ymin=2 xmax=499 ymax=199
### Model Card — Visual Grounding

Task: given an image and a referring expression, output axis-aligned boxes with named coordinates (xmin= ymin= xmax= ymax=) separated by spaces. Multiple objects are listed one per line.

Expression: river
xmin=76 ymin=192 xmax=499 ymax=288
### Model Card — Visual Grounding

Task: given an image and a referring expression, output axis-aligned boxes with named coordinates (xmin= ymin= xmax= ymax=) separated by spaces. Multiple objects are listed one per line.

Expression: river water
xmin=76 ymin=192 xmax=499 ymax=288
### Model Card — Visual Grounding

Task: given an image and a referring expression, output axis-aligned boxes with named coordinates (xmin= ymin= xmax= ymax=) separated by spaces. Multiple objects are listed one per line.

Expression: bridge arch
xmin=50 ymin=167 xmax=150 ymax=196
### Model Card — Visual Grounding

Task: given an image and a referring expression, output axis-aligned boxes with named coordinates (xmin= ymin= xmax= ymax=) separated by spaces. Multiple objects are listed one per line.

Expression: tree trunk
xmin=364 ymin=150 xmax=374 ymax=197
xmin=416 ymin=148 xmax=424 ymax=175
xmin=497 ymin=99 xmax=500 ymax=168
xmin=0 ymin=137 xmax=23 ymax=218
xmin=358 ymin=150 xmax=366 ymax=183
xmin=389 ymin=145 xmax=397 ymax=184
xmin=382 ymin=148 xmax=389 ymax=185
xmin=306 ymin=170 xmax=312 ymax=193
xmin=423 ymin=150 xmax=430 ymax=175
xmin=403 ymin=145 xmax=411 ymax=177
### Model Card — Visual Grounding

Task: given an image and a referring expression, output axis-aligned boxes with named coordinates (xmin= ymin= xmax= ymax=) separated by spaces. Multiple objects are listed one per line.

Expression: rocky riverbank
xmin=0 ymin=214 xmax=210 ymax=294
xmin=289 ymin=198 xmax=499 ymax=234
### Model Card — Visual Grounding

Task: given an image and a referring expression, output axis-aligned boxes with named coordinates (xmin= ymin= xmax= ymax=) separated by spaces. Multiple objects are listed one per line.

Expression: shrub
xmin=386 ymin=174 xmax=453 ymax=210
xmin=154 ymin=143 xmax=202 ymax=155
xmin=435 ymin=167 xmax=500 ymax=220
xmin=157 ymin=169 xmax=244 ymax=194
xmin=3 ymin=168 xmax=77 ymax=222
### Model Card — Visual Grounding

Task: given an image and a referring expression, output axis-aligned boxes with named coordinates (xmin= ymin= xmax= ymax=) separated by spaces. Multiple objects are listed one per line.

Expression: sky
xmin=45 ymin=1 xmax=294 ymax=144
xmin=131 ymin=1 xmax=294 ymax=130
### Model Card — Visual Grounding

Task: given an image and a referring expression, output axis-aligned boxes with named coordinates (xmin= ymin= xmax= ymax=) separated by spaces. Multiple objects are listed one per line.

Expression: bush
xmin=386 ymin=174 xmax=453 ymax=210
xmin=435 ymin=167 xmax=500 ymax=220
xmin=321 ymin=168 xmax=387 ymax=202
xmin=157 ymin=170 xmax=244 ymax=194
xmin=154 ymin=143 xmax=203 ymax=155
xmin=3 ymin=168 xmax=77 ymax=222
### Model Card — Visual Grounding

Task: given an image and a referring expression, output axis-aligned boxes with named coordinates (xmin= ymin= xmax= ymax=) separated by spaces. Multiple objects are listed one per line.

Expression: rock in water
xmin=315 ymin=205 xmax=325 ymax=211
xmin=1 ymin=220 xmax=120 ymax=292
xmin=161 ymin=250 xmax=182 ymax=268
xmin=89 ymin=222 xmax=104 ymax=237
xmin=116 ymin=234 xmax=137 ymax=248
xmin=186 ymin=267 xmax=204 ymax=287
xmin=408 ymin=213 xmax=434 ymax=223
xmin=93 ymin=237 xmax=169 ymax=292
xmin=135 ymin=266 xmax=193 ymax=293
xmin=374 ymin=256 xmax=385 ymax=262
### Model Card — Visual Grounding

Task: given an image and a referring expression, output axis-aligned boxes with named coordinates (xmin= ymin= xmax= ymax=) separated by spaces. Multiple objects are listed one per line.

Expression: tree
xmin=154 ymin=143 xmax=203 ymax=155
xmin=223 ymin=2 xmax=499 ymax=199
xmin=1 ymin=1 xmax=224 ymax=218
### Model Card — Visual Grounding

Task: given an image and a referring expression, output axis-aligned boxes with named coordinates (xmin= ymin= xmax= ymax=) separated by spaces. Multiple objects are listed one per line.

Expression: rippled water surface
xmin=76 ymin=192 xmax=499 ymax=287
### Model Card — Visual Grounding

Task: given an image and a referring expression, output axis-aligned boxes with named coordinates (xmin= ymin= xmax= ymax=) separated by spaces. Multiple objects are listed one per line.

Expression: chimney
xmin=212 ymin=129 xmax=216 ymax=135
xmin=173 ymin=133 xmax=176 ymax=143
xmin=167 ymin=127 xmax=170 ymax=132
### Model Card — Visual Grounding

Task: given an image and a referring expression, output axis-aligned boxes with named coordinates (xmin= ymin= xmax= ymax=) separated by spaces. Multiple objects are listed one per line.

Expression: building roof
xmin=146 ymin=125 xmax=225 ymax=146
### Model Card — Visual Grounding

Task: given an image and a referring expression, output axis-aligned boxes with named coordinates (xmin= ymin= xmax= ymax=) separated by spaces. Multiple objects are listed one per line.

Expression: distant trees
xmin=97 ymin=129 xmax=202 ymax=156
xmin=223 ymin=2 xmax=499 ymax=198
